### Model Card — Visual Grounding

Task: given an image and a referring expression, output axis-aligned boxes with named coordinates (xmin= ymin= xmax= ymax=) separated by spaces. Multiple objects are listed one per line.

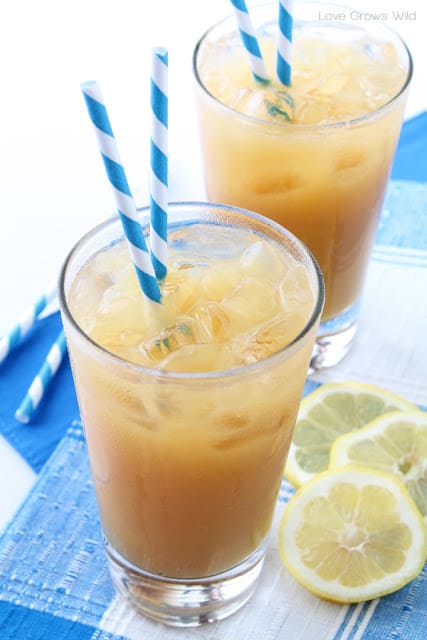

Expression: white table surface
xmin=0 ymin=0 xmax=425 ymax=530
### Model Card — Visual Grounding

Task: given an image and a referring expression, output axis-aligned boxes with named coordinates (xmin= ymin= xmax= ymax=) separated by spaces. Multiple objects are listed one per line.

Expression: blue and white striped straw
xmin=150 ymin=47 xmax=168 ymax=281
xmin=230 ymin=0 xmax=269 ymax=83
xmin=277 ymin=0 xmax=293 ymax=86
xmin=0 ymin=282 xmax=57 ymax=366
xmin=15 ymin=330 xmax=67 ymax=424
xmin=81 ymin=81 xmax=161 ymax=303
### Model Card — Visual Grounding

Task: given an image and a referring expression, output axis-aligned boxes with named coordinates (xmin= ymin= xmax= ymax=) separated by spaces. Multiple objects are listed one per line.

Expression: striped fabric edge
xmin=372 ymin=245 xmax=427 ymax=268
xmin=330 ymin=600 xmax=380 ymax=640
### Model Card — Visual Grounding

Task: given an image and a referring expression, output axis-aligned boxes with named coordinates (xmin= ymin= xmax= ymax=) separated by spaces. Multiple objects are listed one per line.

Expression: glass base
xmin=310 ymin=321 xmax=357 ymax=371
xmin=310 ymin=300 xmax=360 ymax=371
xmin=105 ymin=540 xmax=266 ymax=627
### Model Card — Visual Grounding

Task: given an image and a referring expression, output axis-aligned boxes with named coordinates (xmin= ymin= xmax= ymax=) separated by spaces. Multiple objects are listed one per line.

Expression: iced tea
xmin=194 ymin=4 xmax=411 ymax=325
xmin=61 ymin=204 xmax=323 ymax=580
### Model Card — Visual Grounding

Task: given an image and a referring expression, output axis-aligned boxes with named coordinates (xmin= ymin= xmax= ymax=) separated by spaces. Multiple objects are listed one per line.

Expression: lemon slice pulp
xmin=279 ymin=466 xmax=427 ymax=603
xmin=285 ymin=382 xmax=418 ymax=487
xmin=330 ymin=411 xmax=427 ymax=521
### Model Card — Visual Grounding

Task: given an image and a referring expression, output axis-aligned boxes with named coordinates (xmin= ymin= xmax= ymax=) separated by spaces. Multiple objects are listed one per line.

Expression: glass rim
xmin=59 ymin=201 xmax=325 ymax=382
xmin=192 ymin=0 xmax=413 ymax=131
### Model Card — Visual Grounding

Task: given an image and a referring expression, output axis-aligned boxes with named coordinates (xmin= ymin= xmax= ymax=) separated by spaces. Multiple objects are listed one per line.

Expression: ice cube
xmin=292 ymin=95 xmax=331 ymax=125
xmin=260 ymin=312 xmax=309 ymax=349
xmin=201 ymin=262 xmax=242 ymax=301
xmin=140 ymin=319 xmax=196 ymax=364
xmin=288 ymin=35 xmax=406 ymax=124
xmin=223 ymin=277 xmax=281 ymax=332
xmin=317 ymin=74 xmax=349 ymax=96
xmin=161 ymin=268 xmax=203 ymax=315
xmin=213 ymin=427 xmax=254 ymax=451
xmin=68 ymin=268 xmax=116 ymax=327
xmin=160 ymin=343 xmax=235 ymax=373
xmin=240 ymin=240 xmax=288 ymax=281
xmin=218 ymin=412 xmax=250 ymax=430
xmin=98 ymin=285 xmax=147 ymax=329
xmin=279 ymin=264 xmax=313 ymax=313
xmin=89 ymin=285 xmax=148 ymax=348
xmin=252 ymin=170 xmax=305 ymax=196
xmin=263 ymin=89 xmax=293 ymax=121
xmin=335 ymin=147 xmax=366 ymax=173
xmin=364 ymin=40 xmax=398 ymax=66
xmin=192 ymin=302 xmax=232 ymax=342
xmin=233 ymin=86 xmax=293 ymax=122
xmin=213 ymin=409 xmax=285 ymax=451
xmin=90 ymin=240 xmax=127 ymax=275
xmin=169 ymin=223 xmax=246 ymax=260
xmin=229 ymin=314 xmax=296 ymax=366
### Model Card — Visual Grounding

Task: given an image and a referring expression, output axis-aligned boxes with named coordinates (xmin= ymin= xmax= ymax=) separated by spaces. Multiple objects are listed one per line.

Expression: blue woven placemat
xmin=0 ymin=423 xmax=118 ymax=639
xmin=1 ymin=422 xmax=427 ymax=640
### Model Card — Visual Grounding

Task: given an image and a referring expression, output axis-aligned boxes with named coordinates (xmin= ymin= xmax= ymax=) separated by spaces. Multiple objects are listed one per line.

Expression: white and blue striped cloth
xmin=0 ymin=180 xmax=426 ymax=639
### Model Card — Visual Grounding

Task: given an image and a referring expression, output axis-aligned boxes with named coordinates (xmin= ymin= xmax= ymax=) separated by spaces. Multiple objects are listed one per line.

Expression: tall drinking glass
xmin=193 ymin=2 xmax=412 ymax=369
xmin=59 ymin=202 xmax=324 ymax=626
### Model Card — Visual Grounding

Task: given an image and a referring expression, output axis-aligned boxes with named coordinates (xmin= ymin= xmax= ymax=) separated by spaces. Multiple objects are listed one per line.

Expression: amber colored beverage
xmin=60 ymin=202 xmax=323 ymax=626
xmin=193 ymin=2 xmax=412 ymax=367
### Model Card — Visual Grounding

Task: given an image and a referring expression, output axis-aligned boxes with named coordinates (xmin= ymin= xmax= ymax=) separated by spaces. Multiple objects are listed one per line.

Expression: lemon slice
xmin=330 ymin=411 xmax=427 ymax=522
xmin=279 ymin=466 xmax=427 ymax=603
xmin=285 ymin=382 xmax=418 ymax=487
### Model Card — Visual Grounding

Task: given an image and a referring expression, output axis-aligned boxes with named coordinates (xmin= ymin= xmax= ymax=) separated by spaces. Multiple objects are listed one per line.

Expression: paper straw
xmin=277 ymin=0 xmax=293 ymax=86
xmin=230 ymin=0 xmax=269 ymax=83
xmin=81 ymin=81 xmax=161 ymax=303
xmin=0 ymin=281 xmax=57 ymax=366
xmin=15 ymin=330 xmax=67 ymax=424
xmin=150 ymin=47 xmax=168 ymax=280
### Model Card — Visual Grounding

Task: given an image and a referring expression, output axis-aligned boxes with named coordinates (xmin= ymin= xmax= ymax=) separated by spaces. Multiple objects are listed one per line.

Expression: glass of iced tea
xmin=59 ymin=202 xmax=324 ymax=626
xmin=193 ymin=2 xmax=412 ymax=369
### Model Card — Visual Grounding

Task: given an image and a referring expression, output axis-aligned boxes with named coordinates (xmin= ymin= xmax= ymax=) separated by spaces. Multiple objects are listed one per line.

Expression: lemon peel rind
xmin=279 ymin=466 xmax=427 ymax=603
